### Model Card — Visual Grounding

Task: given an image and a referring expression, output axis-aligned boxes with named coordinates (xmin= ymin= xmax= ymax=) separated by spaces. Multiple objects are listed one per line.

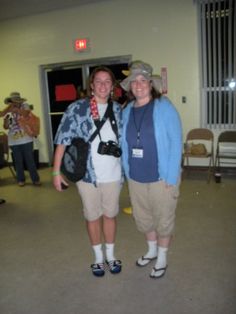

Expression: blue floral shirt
xmin=54 ymin=97 xmax=122 ymax=185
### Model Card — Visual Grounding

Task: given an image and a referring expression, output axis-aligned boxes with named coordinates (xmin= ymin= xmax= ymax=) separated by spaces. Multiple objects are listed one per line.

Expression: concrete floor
xmin=0 ymin=167 xmax=236 ymax=314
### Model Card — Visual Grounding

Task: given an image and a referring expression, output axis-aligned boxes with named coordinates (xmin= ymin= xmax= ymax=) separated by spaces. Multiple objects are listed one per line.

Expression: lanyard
xmin=132 ymin=102 xmax=150 ymax=146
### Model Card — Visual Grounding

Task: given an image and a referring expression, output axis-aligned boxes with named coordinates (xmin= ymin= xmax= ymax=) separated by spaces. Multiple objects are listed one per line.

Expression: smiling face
xmin=130 ymin=74 xmax=152 ymax=106
xmin=90 ymin=71 xmax=113 ymax=104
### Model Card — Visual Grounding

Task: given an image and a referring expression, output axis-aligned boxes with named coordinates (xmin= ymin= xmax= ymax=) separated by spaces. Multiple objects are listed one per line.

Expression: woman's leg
xmin=136 ymin=230 xmax=158 ymax=266
xmin=87 ymin=216 xmax=118 ymax=263
xmin=77 ymin=181 xmax=121 ymax=275
xmin=150 ymin=182 xmax=179 ymax=278
xmin=103 ymin=215 xmax=116 ymax=243
xmin=103 ymin=215 xmax=116 ymax=261
xmin=86 ymin=218 xmax=104 ymax=264
xmin=150 ymin=236 xmax=171 ymax=278
xmin=101 ymin=182 xmax=121 ymax=264
xmin=22 ymin=142 xmax=40 ymax=183
xmin=77 ymin=181 xmax=104 ymax=266
xmin=11 ymin=145 xmax=25 ymax=183
xmin=86 ymin=218 xmax=102 ymax=246
xmin=128 ymin=180 xmax=158 ymax=265
xmin=102 ymin=215 xmax=121 ymax=273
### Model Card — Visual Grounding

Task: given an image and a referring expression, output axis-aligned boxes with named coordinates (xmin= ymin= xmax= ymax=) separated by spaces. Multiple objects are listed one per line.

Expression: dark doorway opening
xmin=42 ymin=55 xmax=131 ymax=162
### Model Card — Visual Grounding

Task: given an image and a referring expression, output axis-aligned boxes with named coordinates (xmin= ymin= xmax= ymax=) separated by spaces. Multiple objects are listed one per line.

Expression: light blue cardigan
xmin=121 ymin=96 xmax=183 ymax=185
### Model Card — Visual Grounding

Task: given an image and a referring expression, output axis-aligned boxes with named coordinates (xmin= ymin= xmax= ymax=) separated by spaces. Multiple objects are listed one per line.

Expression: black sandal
xmin=136 ymin=256 xmax=157 ymax=267
xmin=91 ymin=263 xmax=105 ymax=277
xmin=106 ymin=260 xmax=122 ymax=274
xmin=150 ymin=265 xmax=168 ymax=279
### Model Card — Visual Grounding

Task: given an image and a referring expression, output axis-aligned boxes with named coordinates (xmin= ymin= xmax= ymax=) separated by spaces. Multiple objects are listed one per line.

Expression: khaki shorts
xmin=76 ymin=181 xmax=121 ymax=221
xmin=128 ymin=179 xmax=180 ymax=237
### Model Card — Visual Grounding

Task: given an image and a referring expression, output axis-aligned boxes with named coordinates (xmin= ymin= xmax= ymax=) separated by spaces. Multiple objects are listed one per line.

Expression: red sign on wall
xmin=74 ymin=38 xmax=90 ymax=52
xmin=161 ymin=67 xmax=168 ymax=94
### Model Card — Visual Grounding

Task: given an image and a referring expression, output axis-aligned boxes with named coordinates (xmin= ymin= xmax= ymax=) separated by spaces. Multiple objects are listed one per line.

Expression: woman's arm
xmin=0 ymin=104 xmax=13 ymax=117
xmin=3 ymin=114 xmax=11 ymax=129
xmin=52 ymin=144 xmax=69 ymax=191
xmin=0 ymin=103 xmax=30 ymax=117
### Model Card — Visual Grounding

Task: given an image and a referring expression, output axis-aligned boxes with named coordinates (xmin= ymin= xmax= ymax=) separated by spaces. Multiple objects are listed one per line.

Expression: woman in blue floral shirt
xmin=52 ymin=66 xmax=123 ymax=277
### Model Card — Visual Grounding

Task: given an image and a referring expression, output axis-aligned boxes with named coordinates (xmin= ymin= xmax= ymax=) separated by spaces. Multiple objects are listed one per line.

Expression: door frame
xmin=39 ymin=55 xmax=131 ymax=164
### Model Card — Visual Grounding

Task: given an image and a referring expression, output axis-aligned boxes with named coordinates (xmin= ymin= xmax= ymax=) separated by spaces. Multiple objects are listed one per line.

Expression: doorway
xmin=40 ymin=55 xmax=131 ymax=163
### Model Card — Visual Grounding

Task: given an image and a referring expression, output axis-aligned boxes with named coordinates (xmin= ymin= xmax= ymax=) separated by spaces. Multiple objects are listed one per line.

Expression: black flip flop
xmin=136 ymin=256 xmax=157 ymax=267
xmin=150 ymin=265 xmax=168 ymax=279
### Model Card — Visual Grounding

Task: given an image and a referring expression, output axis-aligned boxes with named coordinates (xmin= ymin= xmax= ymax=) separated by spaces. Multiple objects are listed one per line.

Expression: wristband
xmin=52 ymin=171 xmax=60 ymax=176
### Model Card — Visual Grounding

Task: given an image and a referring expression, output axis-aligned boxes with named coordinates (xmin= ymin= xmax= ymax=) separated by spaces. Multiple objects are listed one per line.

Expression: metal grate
xmin=197 ymin=0 xmax=236 ymax=129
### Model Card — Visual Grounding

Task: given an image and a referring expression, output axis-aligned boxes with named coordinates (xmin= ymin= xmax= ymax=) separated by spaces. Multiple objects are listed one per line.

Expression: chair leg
xmin=9 ymin=165 xmax=16 ymax=179
xmin=215 ymin=154 xmax=220 ymax=173
xmin=207 ymin=161 xmax=210 ymax=183
xmin=184 ymin=156 xmax=189 ymax=179
xmin=207 ymin=157 xmax=214 ymax=183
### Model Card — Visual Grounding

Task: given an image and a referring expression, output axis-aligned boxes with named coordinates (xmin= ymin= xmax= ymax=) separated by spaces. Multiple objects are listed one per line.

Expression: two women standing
xmin=52 ymin=61 xmax=182 ymax=279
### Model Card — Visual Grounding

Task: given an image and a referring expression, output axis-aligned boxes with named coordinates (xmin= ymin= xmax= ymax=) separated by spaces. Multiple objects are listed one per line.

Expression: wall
xmin=0 ymin=0 xmax=199 ymax=163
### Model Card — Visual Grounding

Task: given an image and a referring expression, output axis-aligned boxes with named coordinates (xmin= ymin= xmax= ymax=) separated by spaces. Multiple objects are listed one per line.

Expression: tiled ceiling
xmin=0 ymin=0 xmax=107 ymax=22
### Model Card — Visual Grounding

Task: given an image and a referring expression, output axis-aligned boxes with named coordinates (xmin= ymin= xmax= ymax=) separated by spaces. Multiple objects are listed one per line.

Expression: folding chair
xmin=182 ymin=128 xmax=214 ymax=182
xmin=0 ymin=132 xmax=16 ymax=179
xmin=215 ymin=131 xmax=236 ymax=173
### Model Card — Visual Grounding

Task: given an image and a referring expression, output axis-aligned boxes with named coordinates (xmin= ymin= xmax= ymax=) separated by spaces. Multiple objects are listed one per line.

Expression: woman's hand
xmin=53 ymin=173 xmax=69 ymax=192
xmin=165 ymin=184 xmax=173 ymax=189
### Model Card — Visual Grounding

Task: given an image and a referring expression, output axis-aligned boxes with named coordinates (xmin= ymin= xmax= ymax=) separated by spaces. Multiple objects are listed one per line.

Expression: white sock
xmin=105 ymin=243 xmax=115 ymax=262
xmin=155 ymin=246 xmax=168 ymax=269
xmin=92 ymin=244 xmax=104 ymax=264
xmin=144 ymin=240 xmax=158 ymax=258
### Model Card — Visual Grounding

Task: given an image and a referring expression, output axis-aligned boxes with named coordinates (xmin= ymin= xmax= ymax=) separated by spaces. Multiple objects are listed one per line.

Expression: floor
xmin=0 ymin=167 xmax=236 ymax=314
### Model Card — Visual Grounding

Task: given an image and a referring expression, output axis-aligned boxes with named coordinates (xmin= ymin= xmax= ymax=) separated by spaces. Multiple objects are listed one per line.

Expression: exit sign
xmin=74 ymin=38 xmax=90 ymax=52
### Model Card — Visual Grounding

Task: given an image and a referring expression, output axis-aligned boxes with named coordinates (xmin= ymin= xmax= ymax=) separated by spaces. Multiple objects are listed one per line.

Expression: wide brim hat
xmin=4 ymin=92 xmax=27 ymax=104
xmin=120 ymin=61 xmax=162 ymax=93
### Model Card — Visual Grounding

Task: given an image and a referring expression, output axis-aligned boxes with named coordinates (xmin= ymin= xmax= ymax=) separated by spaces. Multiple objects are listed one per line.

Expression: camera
xmin=97 ymin=141 xmax=122 ymax=158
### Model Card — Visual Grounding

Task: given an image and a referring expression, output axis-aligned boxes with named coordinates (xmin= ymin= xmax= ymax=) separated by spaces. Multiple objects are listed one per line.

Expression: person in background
xmin=52 ymin=66 xmax=123 ymax=277
xmin=76 ymin=86 xmax=87 ymax=99
xmin=120 ymin=61 xmax=182 ymax=279
xmin=0 ymin=92 xmax=41 ymax=187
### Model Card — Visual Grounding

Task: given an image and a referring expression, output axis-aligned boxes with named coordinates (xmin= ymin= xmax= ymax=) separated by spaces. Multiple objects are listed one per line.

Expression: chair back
xmin=218 ymin=131 xmax=236 ymax=144
xmin=187 ymin=128 xmax=214 ymax=141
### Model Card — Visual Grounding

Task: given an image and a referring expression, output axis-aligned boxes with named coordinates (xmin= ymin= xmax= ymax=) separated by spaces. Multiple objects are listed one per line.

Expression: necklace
xmin=132 ymin=101 xmax=151 ymax=146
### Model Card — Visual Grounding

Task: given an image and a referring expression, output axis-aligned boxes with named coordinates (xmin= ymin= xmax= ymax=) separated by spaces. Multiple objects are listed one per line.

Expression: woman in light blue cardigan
xmin=121 ymin=61 xmax=182 ymax=279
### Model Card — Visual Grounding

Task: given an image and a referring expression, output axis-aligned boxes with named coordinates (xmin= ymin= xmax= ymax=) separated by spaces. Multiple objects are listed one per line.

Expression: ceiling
xmin=0 ymin=0 xmax=107 ymax=22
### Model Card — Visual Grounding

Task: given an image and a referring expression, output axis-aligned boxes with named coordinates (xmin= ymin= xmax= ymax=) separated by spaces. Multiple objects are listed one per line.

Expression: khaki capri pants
xmin=128 ymin=179 xmax=180 ymax=237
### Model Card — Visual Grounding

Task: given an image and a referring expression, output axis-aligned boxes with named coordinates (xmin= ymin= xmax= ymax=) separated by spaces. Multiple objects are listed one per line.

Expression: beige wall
xmin=0 ymin=0 xmax=200 ymax=163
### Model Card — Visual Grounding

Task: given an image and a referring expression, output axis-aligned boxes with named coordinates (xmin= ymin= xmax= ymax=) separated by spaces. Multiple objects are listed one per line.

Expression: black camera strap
xmin=89 ymin=102 xmax=119 ymax=143
xmin=107 ymin=103 xmax=119 ymax=141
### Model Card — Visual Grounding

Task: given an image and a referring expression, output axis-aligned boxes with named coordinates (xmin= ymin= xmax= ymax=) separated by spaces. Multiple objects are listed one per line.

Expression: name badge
xmin=132 ymin=147 xmax=143 ymax=158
